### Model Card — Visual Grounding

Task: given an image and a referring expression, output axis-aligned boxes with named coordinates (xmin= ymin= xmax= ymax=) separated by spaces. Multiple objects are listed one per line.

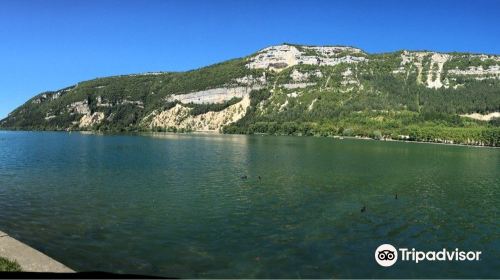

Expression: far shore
xmin=338 ymin=135 xmax=499 ymax=149
xmin=1 ymin=128 xmax=498 ymax=148
xmin=78 ymin=129 xmax=500 ymax=149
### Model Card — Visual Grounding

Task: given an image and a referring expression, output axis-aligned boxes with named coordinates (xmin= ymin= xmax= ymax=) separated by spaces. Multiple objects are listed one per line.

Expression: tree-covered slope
xmin=1 ymin=44 xmax=499 ymax=146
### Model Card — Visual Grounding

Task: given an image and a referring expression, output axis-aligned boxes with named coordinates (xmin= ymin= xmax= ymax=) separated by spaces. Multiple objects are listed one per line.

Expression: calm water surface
xmin=0 ymin=131 xmax=498 ymax=278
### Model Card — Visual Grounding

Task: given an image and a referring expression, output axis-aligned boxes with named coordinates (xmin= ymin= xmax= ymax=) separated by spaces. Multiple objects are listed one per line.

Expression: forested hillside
xmin=1 ymin=44 xmax=499 ymax=146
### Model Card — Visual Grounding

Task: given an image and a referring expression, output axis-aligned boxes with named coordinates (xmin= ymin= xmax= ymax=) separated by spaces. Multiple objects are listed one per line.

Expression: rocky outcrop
xmin=282 ymin=83 xmax=316 ymax=89
xmin=426 ymin=53 xmax=450 ymax=89
xmin=400 ymin=51 xmax=500 ymax=88
xmin=235 ymin=74 xmax=267 ymax=85
xmin=400 ymin=51 xmax=450 ymax=89
xmin=246 ymin=44 xmax=366 ymax=71
xmin=166 ymin=86 xmax=259 ymax=104
xmin=290 ymin=69 xmax=323 ymax=82
xmin=149 ymin=95 xmax=250 ymax=131
xmin=68 ymin=101 xmax=91 ymax=115
xmin=79 ymin=112 xmax=105 ymax=128
xmin=448 ymin=65 xmax=500 ymax=78
xmin=31 ymin=87 xmax=74 ymax=104
xmin=460 ymin=112 xmax=500 ymax=121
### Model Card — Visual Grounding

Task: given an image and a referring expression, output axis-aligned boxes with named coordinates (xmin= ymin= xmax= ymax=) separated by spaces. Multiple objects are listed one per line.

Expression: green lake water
xmin=0 ymin=131 xmax=498 ymax=278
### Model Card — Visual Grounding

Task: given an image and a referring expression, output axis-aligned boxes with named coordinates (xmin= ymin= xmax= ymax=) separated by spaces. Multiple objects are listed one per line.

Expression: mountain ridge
xmin=2 ymin=43 xmax=499 ymax=146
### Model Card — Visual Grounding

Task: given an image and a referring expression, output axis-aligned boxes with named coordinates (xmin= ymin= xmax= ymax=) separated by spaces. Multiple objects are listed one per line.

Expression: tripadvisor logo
xmin=375 ymin=244 xmax=398 ymax=267
xmin=375 ymin=244 xmax=482 ymax=267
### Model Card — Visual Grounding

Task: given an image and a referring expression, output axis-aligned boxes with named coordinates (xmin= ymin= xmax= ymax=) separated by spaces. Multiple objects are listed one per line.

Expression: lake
xmin=0 ymin=131 xmax=498 ymax=278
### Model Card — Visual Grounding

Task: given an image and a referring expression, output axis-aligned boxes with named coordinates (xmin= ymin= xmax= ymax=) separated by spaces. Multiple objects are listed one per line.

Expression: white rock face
xmin=68 ymin=101 xmax=91 ymax=115
xmin=167 ymin=86 xmax=261 ymax=104
xmin=426 ymin=53 xmax=450 ymax=89
xmin=448 ymin=65 xmax=500 ymax=77
xmin=247 ymin=45 xmax=302 ymax=70
xmin=290 ymin=69 xmax=309 ymax=82
xmin=401 ymin=51 xmax=426 ymax=84
xmin=401 ymin=51 xmax=500 ymax=87
xmin=235 ymin=74 xmax=267 ymax=85
xmin=460 ymin=112 xmax=500 ymax=121
xmin=149 ymin=95 xmax=251 ymax=131
xmin=79 ymin=112 xmax=105 ymax=128
xmin=290 ymin=69 xmax=323 ymax=82
xmin=304 ymin=46 xmax=364 ymax=56
xmin=282 ymin=83 xmax=316 ymax=89
xmin=246 ymin=44 xmax=366 ymax=71
xmin=341 ymin=68 xmax=359 ymax=86
xmin=149 ymin=105 xmax=191 ymax=128
xmin=319 ymin=55 xmax=366 ymax=66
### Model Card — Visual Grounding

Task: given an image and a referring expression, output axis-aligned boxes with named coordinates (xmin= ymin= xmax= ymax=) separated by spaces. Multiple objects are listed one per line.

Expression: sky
xmin=1 ymin=0 xmax=499 ymax=119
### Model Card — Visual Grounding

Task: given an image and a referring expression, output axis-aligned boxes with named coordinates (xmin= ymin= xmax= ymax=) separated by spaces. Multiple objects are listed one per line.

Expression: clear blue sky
xmin=1 ymin=0 xmax=499 ymax=119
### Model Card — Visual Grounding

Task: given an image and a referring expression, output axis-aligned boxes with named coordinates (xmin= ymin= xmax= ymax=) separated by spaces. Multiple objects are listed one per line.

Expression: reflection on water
xmin=0 ymin=131 xmax=498 ymax=278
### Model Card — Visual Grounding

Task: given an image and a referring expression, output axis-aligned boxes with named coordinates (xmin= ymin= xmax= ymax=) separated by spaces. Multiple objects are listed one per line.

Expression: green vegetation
xmin=0 ymin=257 xmax=22 ymax=272
xmin=1 ymin=55 xmax=260 ymax=132
xmin=224 ymin=109 xmax=500 ymax=146
xmin=186 ymin=97 xmax=242 ymax=116
xmin=444 ymin=55 xmax=498 ymax=71
xmin=223 ymin=50 xmax=499 ymax=146
xmin=1 ymin=45 xmax=499 ymax=146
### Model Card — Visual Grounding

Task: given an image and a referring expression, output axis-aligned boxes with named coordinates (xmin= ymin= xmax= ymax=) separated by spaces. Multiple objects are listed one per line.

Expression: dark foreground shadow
xmin=0 ymin=271 xmax=174 ymax=279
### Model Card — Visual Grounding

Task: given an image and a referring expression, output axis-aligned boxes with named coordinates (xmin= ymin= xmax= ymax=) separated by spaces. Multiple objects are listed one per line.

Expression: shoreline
xmin=1 ymin=128 xmax=498 ymax=149
xmin=337 ymin=135 xmax=499 ymax=149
